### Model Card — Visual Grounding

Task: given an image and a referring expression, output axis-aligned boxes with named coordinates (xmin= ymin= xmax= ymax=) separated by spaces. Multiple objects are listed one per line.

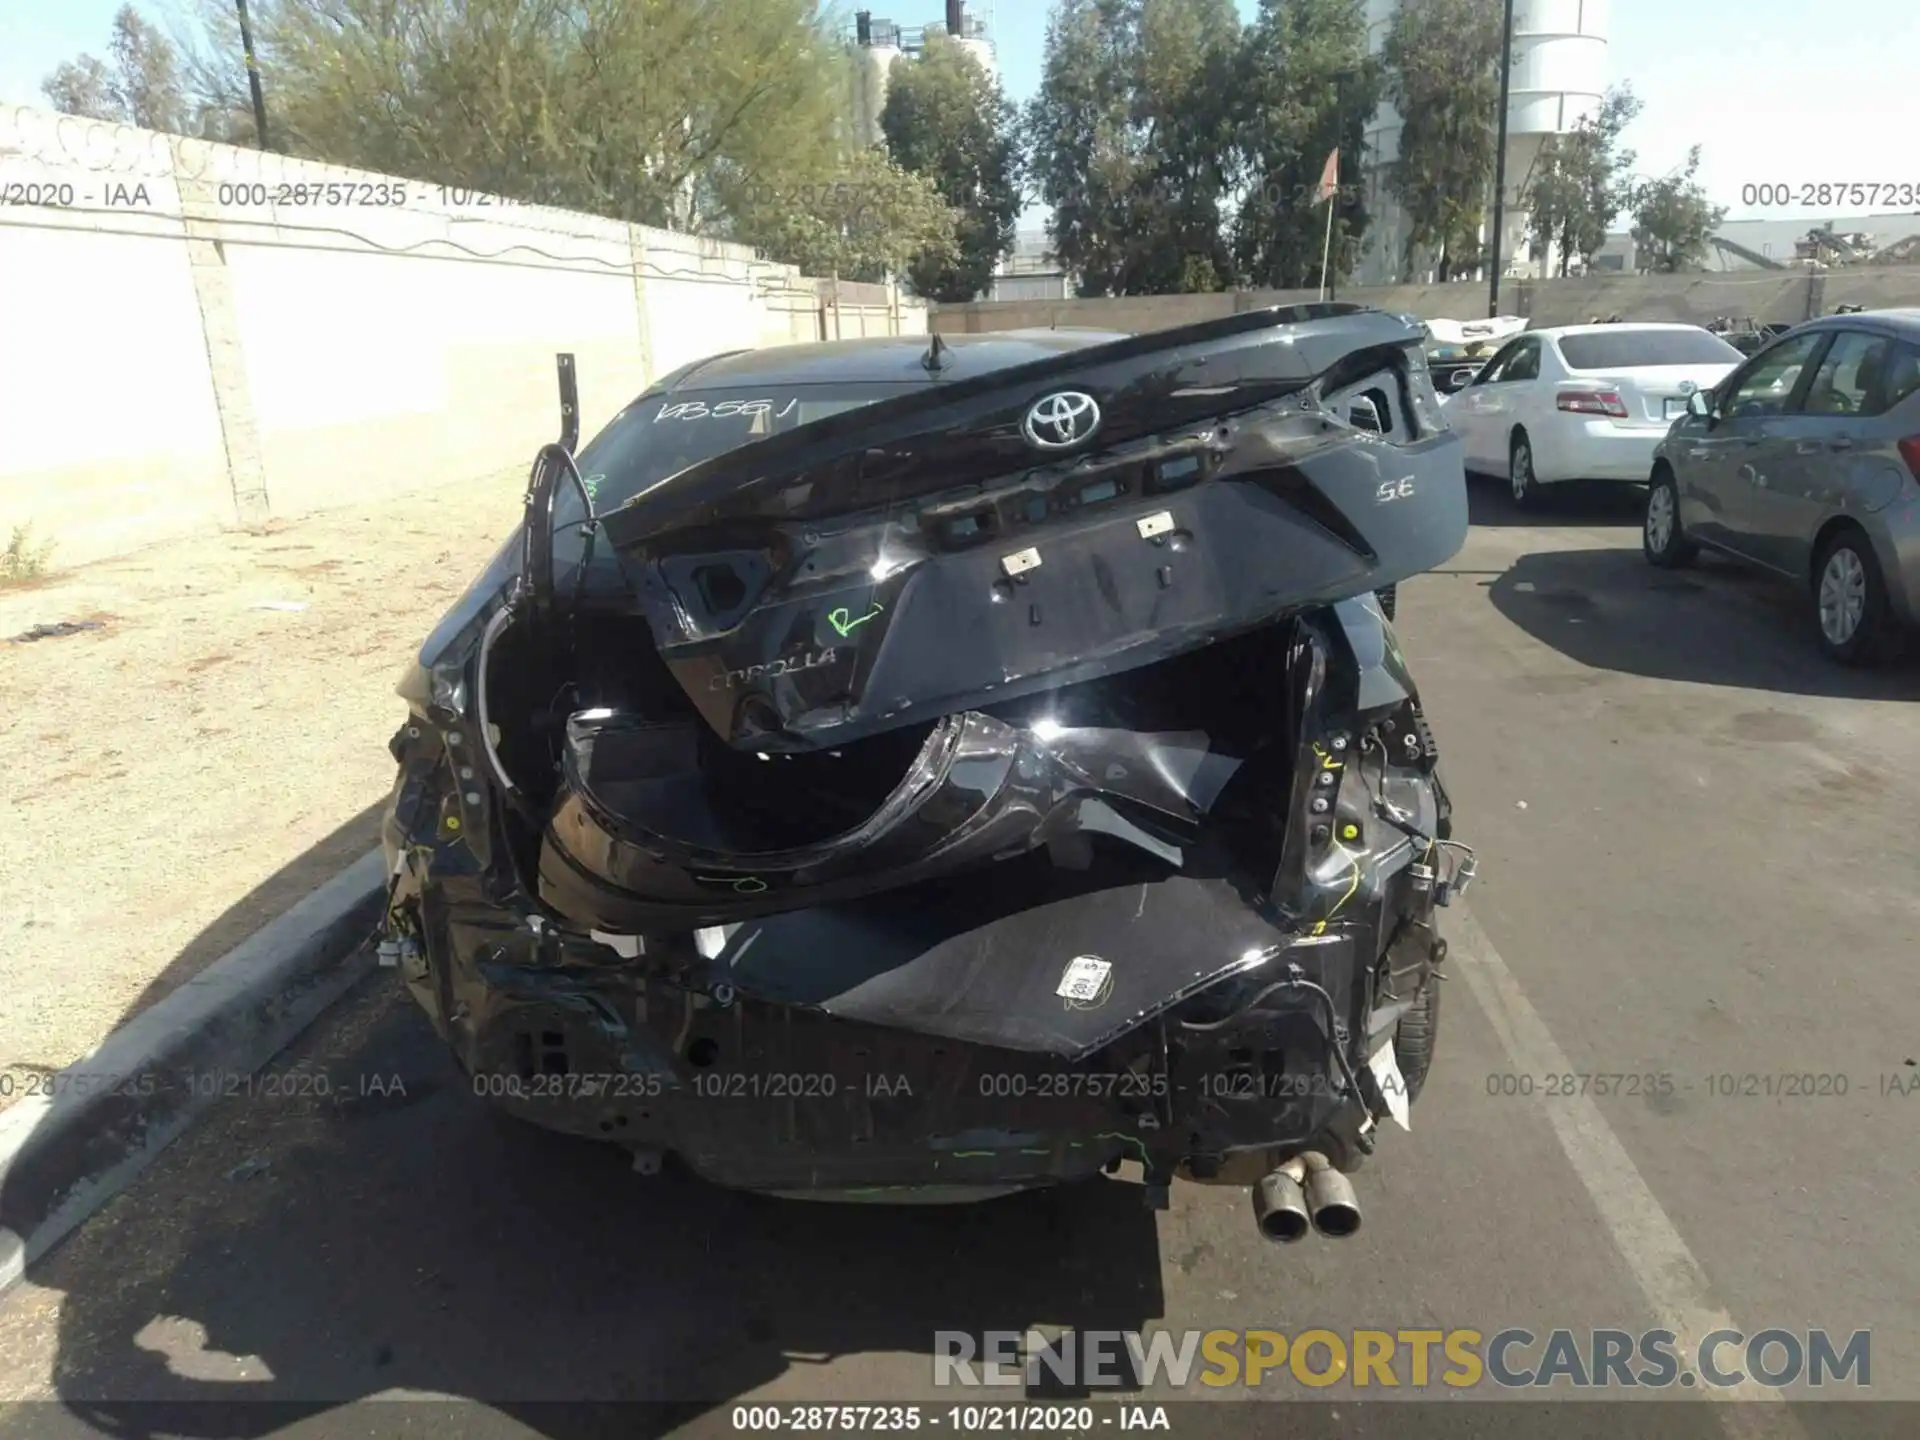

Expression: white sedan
xmin=1438 ymin=323 xmax=1745 ymax=504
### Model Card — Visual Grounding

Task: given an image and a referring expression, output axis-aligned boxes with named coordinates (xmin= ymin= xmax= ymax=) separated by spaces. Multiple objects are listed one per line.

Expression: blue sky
xmin=5 ymin=0 xmax=1915 ymax=228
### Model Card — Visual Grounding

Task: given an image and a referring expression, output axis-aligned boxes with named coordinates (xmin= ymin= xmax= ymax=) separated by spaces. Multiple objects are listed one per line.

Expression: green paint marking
xmin=582 ymin=472 xmax=605 ymax=500
xmin=827 ymin=603 xmax=884 ymax=638
xmin=1096 ymin=1131 xmax=1154 ymax=1167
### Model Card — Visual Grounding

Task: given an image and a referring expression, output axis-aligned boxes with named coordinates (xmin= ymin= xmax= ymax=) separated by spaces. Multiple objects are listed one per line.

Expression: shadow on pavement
xmin=1483 ymin=547 xmax=1920 ymax=700
xmin=1466 ymin=475 xmax=1649 ymax=530
xmin=17 ymin=974 xmax=1168 ymax=1439
xmin=131 ymin=802 xmax=387 ymax=1016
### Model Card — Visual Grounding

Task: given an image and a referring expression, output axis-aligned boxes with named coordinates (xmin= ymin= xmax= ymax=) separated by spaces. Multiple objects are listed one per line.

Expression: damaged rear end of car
xmin=379 ymin=303 xmax=1475 ymax=1238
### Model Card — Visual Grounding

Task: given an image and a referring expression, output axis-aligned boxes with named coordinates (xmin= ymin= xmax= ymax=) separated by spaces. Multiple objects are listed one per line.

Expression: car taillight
xmin=1898 ymin=436 xmax=1920 ymax=479
xmin=1557 ymin=389 xmax=1629 ymax=418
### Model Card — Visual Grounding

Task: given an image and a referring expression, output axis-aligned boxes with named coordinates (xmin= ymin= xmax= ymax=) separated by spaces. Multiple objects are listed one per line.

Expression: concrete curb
xmin=0 ymin=848 xmax=387 ymax=1296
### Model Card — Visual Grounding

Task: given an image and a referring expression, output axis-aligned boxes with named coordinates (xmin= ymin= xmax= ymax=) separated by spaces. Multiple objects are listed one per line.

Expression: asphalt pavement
xmin=1 ymin=479 xmax=1916 ymax=1440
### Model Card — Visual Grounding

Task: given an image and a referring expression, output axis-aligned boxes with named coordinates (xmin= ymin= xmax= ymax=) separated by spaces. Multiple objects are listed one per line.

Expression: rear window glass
xmin=557 ymin=383 xmax=915 ymax=524
xmin=1557 ymin=329 xmax=1745 ymax=370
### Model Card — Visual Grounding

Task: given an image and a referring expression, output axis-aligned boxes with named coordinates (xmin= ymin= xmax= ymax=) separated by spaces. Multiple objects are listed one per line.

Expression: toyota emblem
xmin=1022 ymin=391 xmax=1102 ymax=450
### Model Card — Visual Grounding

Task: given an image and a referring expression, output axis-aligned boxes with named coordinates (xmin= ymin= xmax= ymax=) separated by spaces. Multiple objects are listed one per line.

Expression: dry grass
xmin=1 ymin=524 xmax=56 ymax=585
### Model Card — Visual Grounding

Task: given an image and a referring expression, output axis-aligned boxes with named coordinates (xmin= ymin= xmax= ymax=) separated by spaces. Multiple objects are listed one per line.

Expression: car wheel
xmin=1509 ymin=432 xmax=1539 ymax=507
xmin=1394 ymin=969 xmax=1440 ymax=1106
xmin=1642 ymin=467 xmax=1697 ymax=568
xmin=1813 ymin=529 xmax=1902 ymax=665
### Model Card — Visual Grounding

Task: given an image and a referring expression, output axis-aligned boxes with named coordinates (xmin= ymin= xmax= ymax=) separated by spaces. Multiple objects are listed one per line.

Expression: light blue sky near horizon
xmin=3 ymin=0 xmax=1914 ymax=229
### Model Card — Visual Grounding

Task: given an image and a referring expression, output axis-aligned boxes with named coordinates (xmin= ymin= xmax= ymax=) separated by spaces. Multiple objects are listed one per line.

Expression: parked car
xmin=1643 ymin=308 xmax=1920 ymax=664
xmin=1706 ymin=316 xmax=1796 ymax=357
xmin=1441 ymin=323 xmax=1745 ymax=504
xmin=1422 ymin=314 xmax=1526 ymax=395
xmin=378 ymin=303 xmax=1476 ymax=1239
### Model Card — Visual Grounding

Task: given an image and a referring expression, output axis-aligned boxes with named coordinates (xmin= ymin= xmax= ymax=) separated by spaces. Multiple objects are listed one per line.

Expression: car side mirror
xmin=1349 ymin=396 xmax=1383 ymax=431
xmin=1686 ymin=389 xmax=1713 ymax=419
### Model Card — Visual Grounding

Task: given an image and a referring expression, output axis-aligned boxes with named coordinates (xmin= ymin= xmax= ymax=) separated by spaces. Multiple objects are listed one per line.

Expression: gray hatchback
xmin=1643 ymin=308 xmax=1920 ymax=664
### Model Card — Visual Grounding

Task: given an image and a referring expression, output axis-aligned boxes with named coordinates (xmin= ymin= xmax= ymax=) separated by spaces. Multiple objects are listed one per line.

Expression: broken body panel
xmin=381 ymin=303 xmax=1473 ymax=1210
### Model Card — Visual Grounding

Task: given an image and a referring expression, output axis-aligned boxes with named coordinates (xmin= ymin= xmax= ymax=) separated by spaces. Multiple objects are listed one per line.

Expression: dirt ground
xmin=0 ymin=468 xmax=526 ymax=1107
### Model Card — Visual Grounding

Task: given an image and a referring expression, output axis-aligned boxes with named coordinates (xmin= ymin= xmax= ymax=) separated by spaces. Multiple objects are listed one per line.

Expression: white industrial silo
xmin=953 ymin=34 xmax=999 ymax=86
xmin=1357 ymin=0 xmax=1406 ymax=283
xmin=1502 ymin=0 xmax=1608 ymax=278
xmin=951 ymin=0 xmax=999 ymax=85
xmin=852 ymin=17 xmax=904 ymax=150
xmin=1361 ymin=0 xmax=1402 ymax=173
xmin=1356 ymin=0 xmax=1609 ymax=284
xmin=851 ymin=5 xmax=996 ymax=149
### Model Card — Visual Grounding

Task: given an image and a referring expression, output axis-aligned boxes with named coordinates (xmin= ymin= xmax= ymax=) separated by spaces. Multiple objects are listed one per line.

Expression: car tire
xmin=1394 ymin=968 xmax=1441 ymax=1106
xmin=1642 ymin=466 xmax=1697 ymax=568
xmin=1812 ymin=528 xmax=1903 ymax=666
xmin=1508 ymin=431 xmax=1539 ymax=507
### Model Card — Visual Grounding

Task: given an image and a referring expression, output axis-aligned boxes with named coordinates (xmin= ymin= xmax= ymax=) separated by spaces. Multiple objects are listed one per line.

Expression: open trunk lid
xmin=596 ymin=303 xmax=1468 ymax=754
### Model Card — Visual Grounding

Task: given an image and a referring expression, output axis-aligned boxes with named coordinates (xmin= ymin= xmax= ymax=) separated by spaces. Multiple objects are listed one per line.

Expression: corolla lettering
xmin=707 ymin=648 xmax=839 ymax=691
xmin=654 ymin=398 xmax=799 ymax=423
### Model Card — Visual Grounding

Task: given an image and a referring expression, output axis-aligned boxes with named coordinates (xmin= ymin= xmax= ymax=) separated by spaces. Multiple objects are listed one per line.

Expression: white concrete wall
xmin=0 ymin=106 xmax=926 ymax=568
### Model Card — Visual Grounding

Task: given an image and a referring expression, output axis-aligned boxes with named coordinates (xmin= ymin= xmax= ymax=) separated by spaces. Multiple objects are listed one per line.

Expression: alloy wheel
xmin=1510 ymin=443 xmax=1532 ymax=503
xmin=1646 ymin=484 xmax=1675 ymax=553
xmin=1818 ymin=546 xmax=1868 ymax=646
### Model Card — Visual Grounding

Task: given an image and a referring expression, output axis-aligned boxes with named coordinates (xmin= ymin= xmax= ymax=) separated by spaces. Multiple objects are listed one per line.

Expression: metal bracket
xmin=556 ymin=352 xmax=579 ymax=455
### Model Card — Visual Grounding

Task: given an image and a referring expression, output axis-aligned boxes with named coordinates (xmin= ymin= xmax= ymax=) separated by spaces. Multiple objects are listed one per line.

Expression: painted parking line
xmin=1447 ymin=902 xmax=1810 ymax=1439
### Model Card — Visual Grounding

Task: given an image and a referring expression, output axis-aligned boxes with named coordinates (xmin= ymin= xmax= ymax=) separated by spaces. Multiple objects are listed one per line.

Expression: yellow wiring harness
xmin=1308 ymin=742 xmax=1362 ymax=936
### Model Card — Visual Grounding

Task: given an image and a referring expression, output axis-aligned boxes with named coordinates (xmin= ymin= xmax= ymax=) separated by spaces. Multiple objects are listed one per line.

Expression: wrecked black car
xmin=379 ymin=302 xmax=1475 ymax=1242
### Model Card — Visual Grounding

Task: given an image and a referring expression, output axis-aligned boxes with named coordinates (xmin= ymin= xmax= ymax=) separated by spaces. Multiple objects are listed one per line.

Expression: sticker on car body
xmin=1057 ymin=954 xmax=1114 ymax=1009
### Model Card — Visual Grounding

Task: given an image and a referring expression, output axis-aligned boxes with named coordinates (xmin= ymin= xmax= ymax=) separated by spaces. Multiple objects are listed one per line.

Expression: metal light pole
xmin=1329 ymin=72 xmax=1346 ymax=304
xmin=235 ymin=0 xmax=271 ymax=151
xmin=1486 ymin=0 xmax=1516 ymax=316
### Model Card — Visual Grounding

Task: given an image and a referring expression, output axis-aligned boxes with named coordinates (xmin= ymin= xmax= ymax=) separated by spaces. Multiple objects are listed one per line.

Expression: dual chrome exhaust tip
xmin=1251 ymin=1152 xmax=1361 ymax=1243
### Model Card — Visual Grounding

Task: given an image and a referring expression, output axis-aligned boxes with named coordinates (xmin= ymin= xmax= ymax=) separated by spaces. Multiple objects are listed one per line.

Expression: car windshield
xmin=555 ymin=382 xmax=920 ymax=526
xmin=1557 ymin=329 xmax=1744 ymax=370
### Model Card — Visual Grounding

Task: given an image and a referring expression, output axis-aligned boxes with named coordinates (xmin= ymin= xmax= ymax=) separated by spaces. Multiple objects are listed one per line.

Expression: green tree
xmin=1379 ymin=0 xmax=1504 ymax=281
xmin=719 ymin=146 xmax=959 ymax=283
xmin=879 ymin=30 xmax=1024 ymax=302
xmin=1026 ymin=0 xmax=1150 ymax=296
xmin=168 ymin=0 xmax=937 ymax=274
xmin=1128 ymin=0 xmax=1241 ymax=293
xmin=188 ymin=0 xmax=854 ymax=224
xmin=1522 ymin=83 xmax=1641 ymax=275
xmin=1026 ymin=0 xmax=1239 ymax=296
xmin=41 ymin=4 xmax=189 ymax=133
xmin=1630 ymin=145 xmax=1727 ymax=274
xmin=40 ymin=55 xmax=119 ymax=123
xmin=1230 ymin=0 xmax=1381 ymax=291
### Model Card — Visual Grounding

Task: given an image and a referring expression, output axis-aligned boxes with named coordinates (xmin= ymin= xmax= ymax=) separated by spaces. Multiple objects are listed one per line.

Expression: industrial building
xmin=1701 ymin=215 xmax=1920 ymax=271
xmin=987 ymin=229 xmax=1071 ymax=302
xmin=850 ymin=2 xmax=1039 ymax=301
xmin=849 ymin=3 xmax=998 ymax=151
xmin=1357 ymin=0 xmax=1609 ymax=285
xmin=1584 ymin=214 xmax=1920 ymax=276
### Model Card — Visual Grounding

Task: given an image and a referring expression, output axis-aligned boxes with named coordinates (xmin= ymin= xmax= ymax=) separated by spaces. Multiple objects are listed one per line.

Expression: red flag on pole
xmin=1316 ymin=147 xmax=1340 ymax=203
